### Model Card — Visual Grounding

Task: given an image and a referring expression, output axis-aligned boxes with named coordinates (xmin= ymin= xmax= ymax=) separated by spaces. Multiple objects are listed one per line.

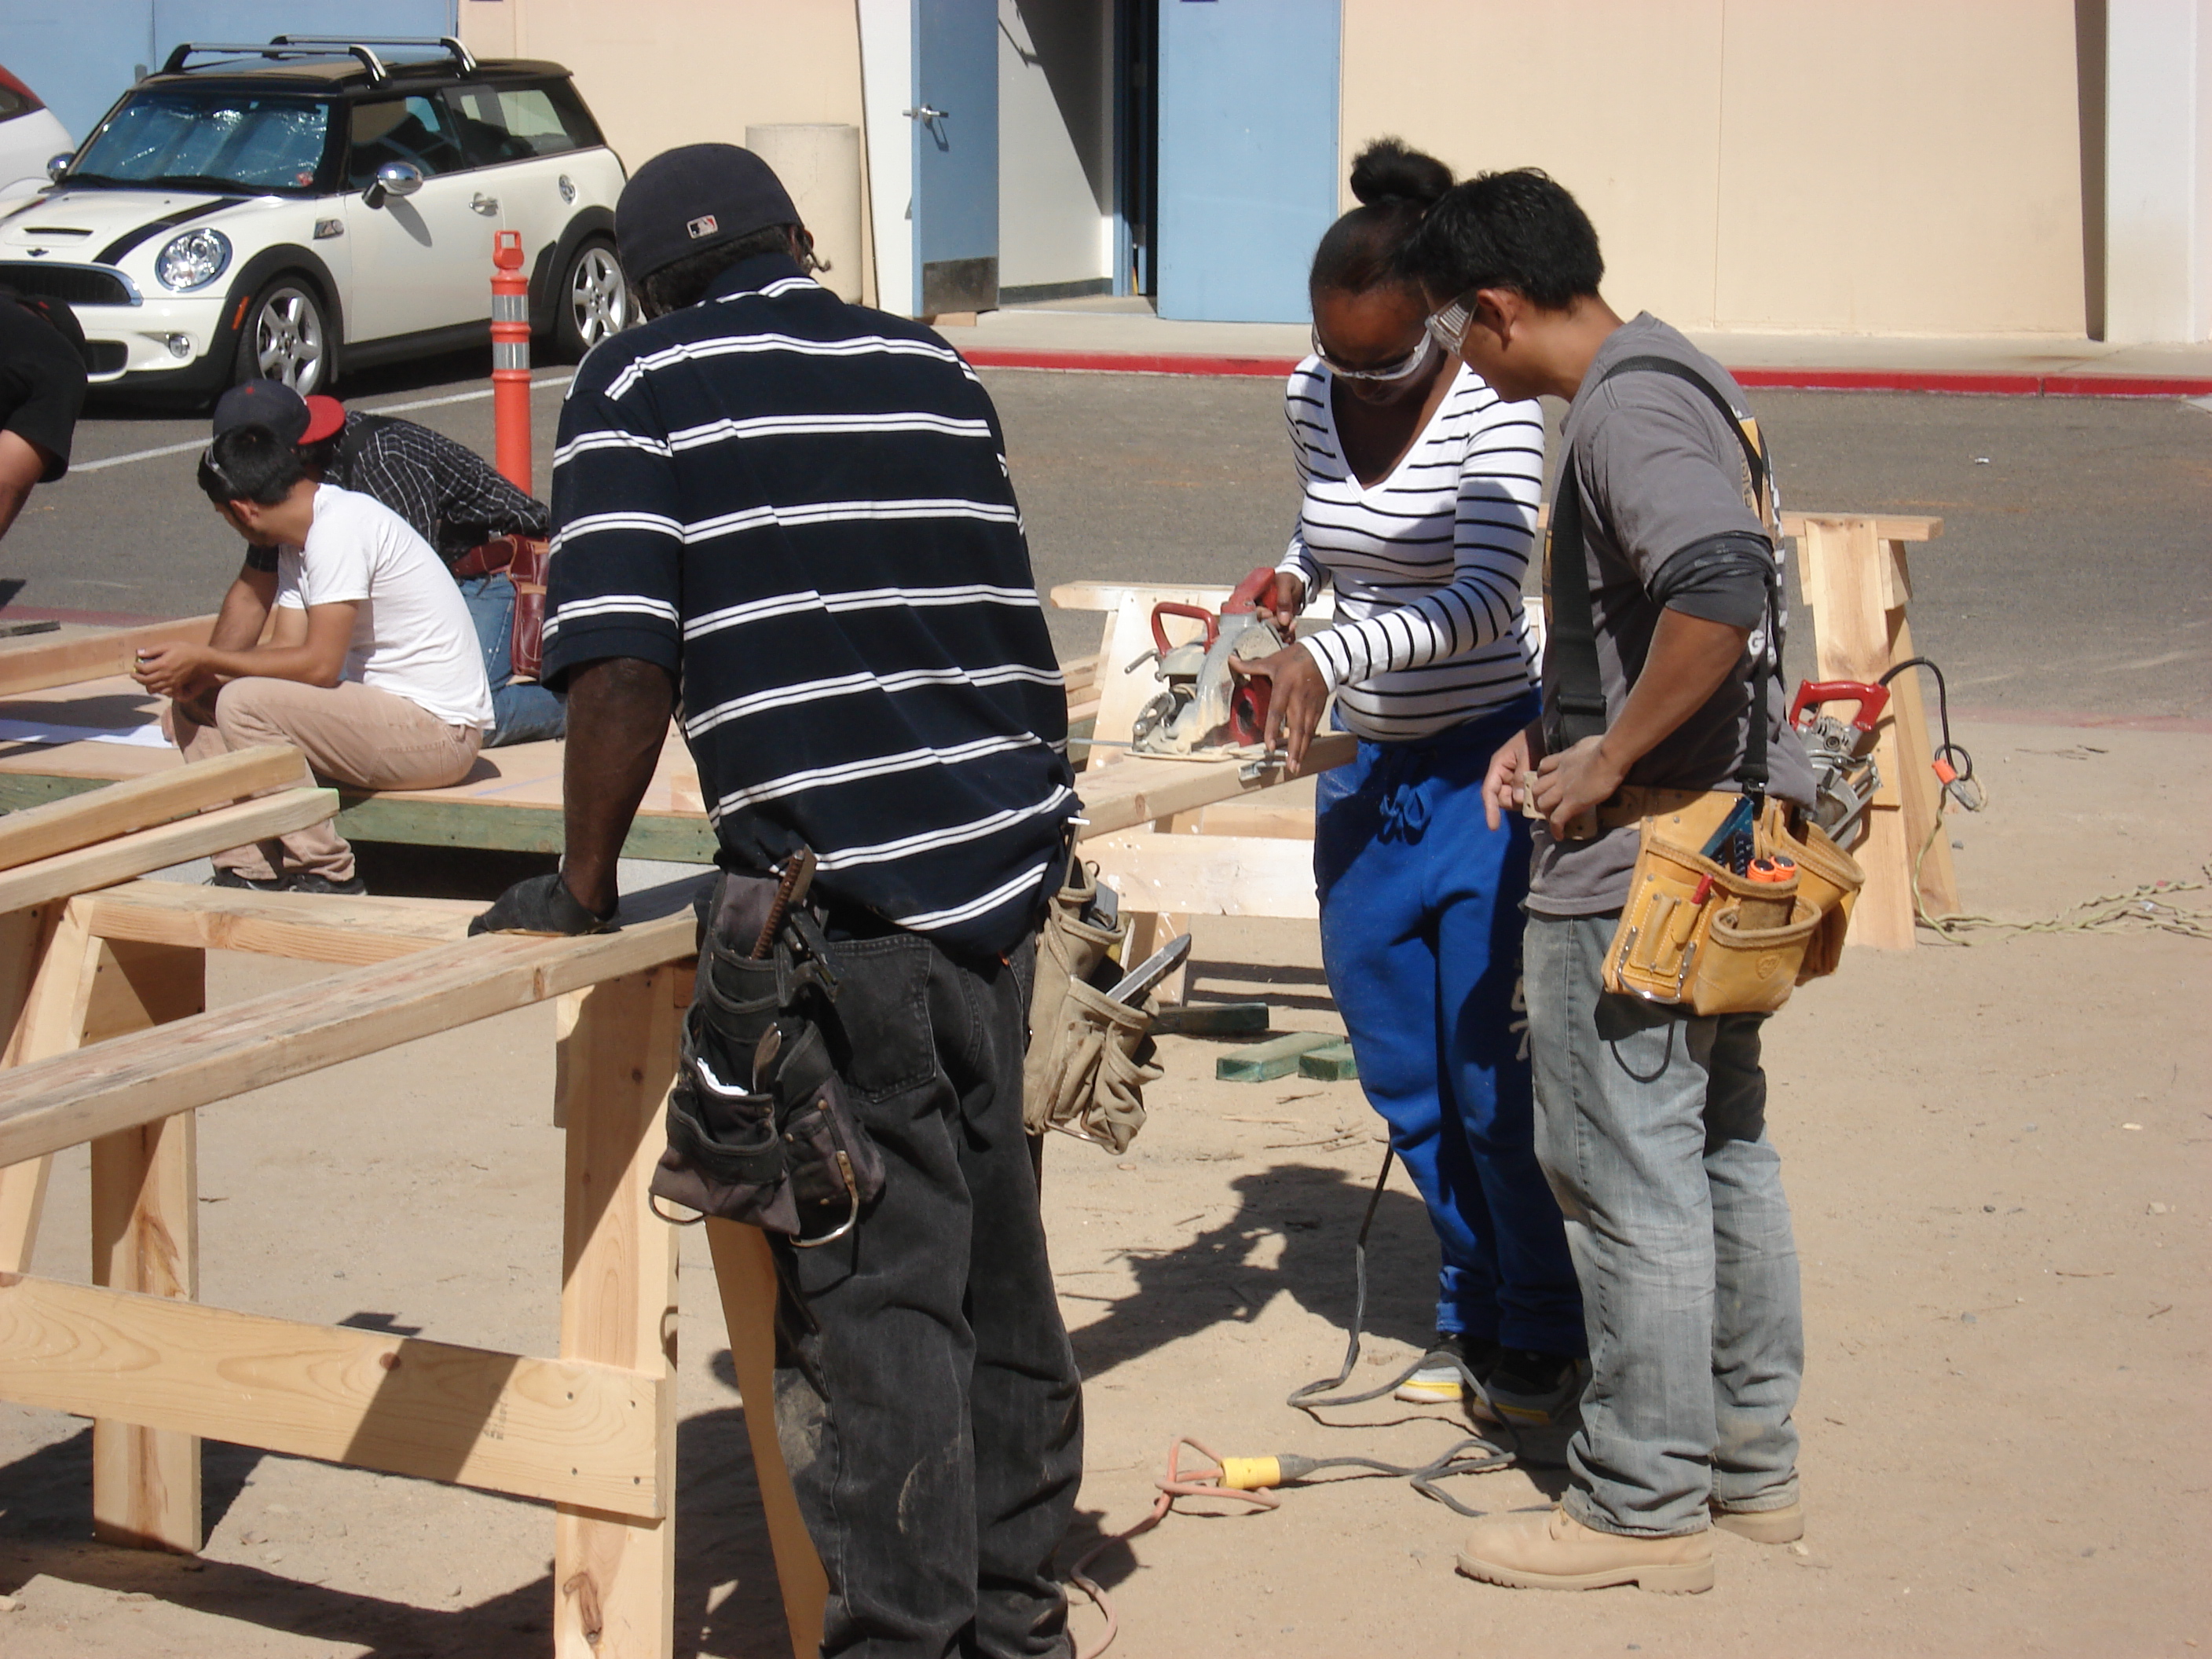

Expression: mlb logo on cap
xmin=687 ymin=214 xmax=719 ymax=240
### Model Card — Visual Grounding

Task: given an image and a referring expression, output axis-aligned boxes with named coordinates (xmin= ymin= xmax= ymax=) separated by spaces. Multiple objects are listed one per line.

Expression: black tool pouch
xmin=651 ymin=870 xmax=884 ymax=1245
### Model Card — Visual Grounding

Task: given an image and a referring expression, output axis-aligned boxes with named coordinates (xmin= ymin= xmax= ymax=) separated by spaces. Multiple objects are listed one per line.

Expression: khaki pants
xmin=170 ymin=677 xmax=482 ymax=882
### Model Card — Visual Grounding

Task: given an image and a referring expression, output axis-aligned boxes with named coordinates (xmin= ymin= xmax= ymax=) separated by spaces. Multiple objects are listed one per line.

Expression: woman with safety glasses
xmin=1235 ymin=140 xmax=1586 ymax=1425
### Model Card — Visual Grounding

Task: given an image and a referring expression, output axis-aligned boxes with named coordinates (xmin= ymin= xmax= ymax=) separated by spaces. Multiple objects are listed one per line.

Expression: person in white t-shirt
xmin=133 ymin=422 xmax=494 ymax=895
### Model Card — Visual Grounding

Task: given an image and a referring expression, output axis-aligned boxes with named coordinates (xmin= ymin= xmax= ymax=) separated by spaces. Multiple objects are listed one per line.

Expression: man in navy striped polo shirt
xmin=476 ymin=146 xmax=1082 ymax=1657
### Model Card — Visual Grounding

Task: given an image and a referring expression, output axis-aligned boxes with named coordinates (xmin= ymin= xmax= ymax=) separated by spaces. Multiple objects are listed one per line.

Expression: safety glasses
xmin=1310 ymin=326 xmax=1434 ymax=384
xmin=1423 ymin=294 xmax=1475 ymax=358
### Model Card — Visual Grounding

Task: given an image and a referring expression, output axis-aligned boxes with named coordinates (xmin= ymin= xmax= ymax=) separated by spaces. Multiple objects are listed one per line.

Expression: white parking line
xmin=71 ymin=373 xmax=576 ymax=474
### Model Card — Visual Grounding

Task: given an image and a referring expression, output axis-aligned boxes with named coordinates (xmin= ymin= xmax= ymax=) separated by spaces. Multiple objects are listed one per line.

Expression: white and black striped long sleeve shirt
xmin=542 ymin=253 xmax=1074 ymax=957
xmin=1278 ymin=357 xmax=1544 ymax=742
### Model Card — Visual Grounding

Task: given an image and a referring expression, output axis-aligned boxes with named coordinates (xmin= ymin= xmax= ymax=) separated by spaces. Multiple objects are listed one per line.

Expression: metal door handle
xmin=902 ymin=105 xmax=948 ymax=120
xmin=471 ymin=193 xmax=500 ymax=215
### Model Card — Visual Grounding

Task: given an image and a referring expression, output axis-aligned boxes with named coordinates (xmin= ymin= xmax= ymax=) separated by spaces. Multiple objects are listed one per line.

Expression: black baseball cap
xmin=616 ymin=144 xmax=800 ymax=284
xmin=212 ymin=379 xmax=345 ymax=447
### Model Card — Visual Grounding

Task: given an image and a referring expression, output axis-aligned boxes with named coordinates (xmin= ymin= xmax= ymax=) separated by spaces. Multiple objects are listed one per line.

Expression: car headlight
xmin=155 ymin=227 xmax=231 ymax=292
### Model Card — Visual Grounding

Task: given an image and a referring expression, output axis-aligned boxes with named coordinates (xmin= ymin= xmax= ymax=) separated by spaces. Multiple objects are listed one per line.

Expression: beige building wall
xmin=1341 ymin=0 xmax=2091 ymax=337
xmin=458 ymin=0 xmax=877 ymax=303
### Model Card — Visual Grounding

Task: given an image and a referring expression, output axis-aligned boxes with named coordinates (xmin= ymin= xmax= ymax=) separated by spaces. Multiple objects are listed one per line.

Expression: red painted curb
xmin=1730 ymin=367 xmax=2045 ymax=395
xmin=965 ymin=346 xmax=2212 ymax=397
xmin=965 ymin=348 xmax=1300 ymax=379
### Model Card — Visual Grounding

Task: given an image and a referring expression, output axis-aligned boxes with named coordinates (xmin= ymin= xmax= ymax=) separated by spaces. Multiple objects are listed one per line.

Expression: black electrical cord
xmin=1280 ymin=1146 xmax=1536 ymax=1517
xmin=1877 ymin=654 xmax=1978 ymax=804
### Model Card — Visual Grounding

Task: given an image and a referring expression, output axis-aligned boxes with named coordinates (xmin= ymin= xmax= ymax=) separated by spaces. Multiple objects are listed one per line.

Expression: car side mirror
xmin=363 ymin=161 xmax=423 ymax=210
xmin=45 ymin=153 xmax=72 ymax=182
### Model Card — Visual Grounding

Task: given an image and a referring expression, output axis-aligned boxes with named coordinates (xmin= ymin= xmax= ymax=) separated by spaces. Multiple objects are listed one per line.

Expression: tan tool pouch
xmin=1603 ymin=793 xmax=1862 ymax=1016
xmin=1024 ymin=858 xmax=1163 ymax=1148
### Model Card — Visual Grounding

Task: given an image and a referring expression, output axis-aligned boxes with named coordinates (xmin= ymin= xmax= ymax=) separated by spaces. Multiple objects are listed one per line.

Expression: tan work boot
xmin=1456 ymin=1505 xmax=1714 ymax=1593
xmin=1711 ymin=1497 xmax=1804 ymax=1544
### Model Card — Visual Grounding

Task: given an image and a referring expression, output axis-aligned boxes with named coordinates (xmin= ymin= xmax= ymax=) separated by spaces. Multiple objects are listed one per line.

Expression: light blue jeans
xmin=1523 ymin=912 xmax=1803 ymax=1538
xmin=460 ymin=573 xmax=566 ymax=748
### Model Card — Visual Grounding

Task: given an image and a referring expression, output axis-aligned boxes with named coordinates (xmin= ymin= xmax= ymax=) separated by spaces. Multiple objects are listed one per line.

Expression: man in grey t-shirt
xmin=1402 ymin=170 xmax=1811 ymax=1595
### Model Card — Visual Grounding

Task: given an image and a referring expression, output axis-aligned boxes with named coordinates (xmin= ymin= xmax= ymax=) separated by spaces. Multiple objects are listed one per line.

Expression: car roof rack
xmin=269 ymin=35 xmax=479 ymax=75
xmin=159 ymin=35 xmax=478 ymax=82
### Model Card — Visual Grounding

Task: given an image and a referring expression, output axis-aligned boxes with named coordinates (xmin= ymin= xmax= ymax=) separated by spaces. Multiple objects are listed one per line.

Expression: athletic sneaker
xmin=1480 ymin=1349 xmax=1591 ymax=1426
xmin=1710 ymin=1497 xmax=1804 ymax=1544
xmin=206 ymin=868 xmax=284 ymax=892
xmin=1396 ymin=1331 xmax=1501 ymax=1404
xmin=284 ymin=872 xmax=369 ymax=897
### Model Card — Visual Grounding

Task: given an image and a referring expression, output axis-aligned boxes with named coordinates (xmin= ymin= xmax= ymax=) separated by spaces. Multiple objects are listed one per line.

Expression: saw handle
xmin=1150 ymin=602 xmax=1220 ymax=657
xmin=1222 ymin=564 xmax=1280 ymax=616
xmin=1789 ymin=679 xmax=1889 ymax=733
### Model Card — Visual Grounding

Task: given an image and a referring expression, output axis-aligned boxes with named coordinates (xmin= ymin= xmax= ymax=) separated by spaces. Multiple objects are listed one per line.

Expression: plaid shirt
xmin=331 ymin=413 xmax=550 ymax=566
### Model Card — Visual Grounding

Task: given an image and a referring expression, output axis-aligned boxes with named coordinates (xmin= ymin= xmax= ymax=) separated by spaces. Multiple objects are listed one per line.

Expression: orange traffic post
xmin=491 ymin=230 xmax=532 ymax=493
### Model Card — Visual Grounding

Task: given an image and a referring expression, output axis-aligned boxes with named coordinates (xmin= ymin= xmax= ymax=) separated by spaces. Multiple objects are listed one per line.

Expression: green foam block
xmin=1297 ymin=1042 xmax=1360 ymax=1082
xmin=1152 ymin=1002 xmax=1270 ymax=1036
xmin=1216 ymin=1031 xmax=1342 ymax=1083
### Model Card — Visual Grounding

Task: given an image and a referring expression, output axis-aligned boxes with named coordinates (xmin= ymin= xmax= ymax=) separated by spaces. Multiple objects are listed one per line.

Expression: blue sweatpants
xmin=1313 ymin=697 xmax=1584 ymax=1355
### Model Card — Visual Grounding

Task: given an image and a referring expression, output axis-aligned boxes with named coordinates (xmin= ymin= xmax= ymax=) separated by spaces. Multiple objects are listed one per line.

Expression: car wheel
xmin=555 ymin=239 xmax=629 ymax=359
xmin=234 ymin=279 xmax=331 ymax=394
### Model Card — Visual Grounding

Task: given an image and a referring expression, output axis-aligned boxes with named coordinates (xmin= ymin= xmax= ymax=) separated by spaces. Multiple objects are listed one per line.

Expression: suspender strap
xmin=1543 ymin=353 xmax=1781 ymax=798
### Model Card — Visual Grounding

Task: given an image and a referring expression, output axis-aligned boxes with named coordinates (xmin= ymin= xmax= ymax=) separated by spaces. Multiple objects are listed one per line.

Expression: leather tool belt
xmin=651 ymin=867 xmax=885 ymax=1244
xmin=1603 ymin=793 xmax=1862 ymax=1014
xmin=453 ymin=535 xmax=553 ymax=683
xmin=1024 ymin=854 xmax=1161 ymax=1153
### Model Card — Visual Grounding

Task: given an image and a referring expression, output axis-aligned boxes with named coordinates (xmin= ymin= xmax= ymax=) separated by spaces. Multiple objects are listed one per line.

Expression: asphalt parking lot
xmin=7 ymin=351 xmax=2206 ymax=720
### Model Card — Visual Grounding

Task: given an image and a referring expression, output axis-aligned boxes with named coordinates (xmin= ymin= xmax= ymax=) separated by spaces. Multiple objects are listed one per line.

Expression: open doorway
xmin=996 ymin=0 xmax=1116 ymax=304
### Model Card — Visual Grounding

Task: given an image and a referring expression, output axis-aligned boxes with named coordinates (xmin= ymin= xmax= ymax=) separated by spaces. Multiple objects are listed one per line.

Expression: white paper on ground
xmin=0 ymin=717 xmax=172 ymax=749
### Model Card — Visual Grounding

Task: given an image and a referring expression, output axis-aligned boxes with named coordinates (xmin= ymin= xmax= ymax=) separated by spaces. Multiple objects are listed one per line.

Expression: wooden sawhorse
xmin=0 ymin=882 xmax=827 ymax=1659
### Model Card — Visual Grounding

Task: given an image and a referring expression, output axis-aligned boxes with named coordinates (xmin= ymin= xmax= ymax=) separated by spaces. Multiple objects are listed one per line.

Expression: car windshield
xmin=69 ymin=91 xmax=331 ymax=192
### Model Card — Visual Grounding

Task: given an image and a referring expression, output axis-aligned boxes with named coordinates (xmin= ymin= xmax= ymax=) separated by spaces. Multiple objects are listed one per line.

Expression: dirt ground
xmin=0 ymin=716 xmax=2206 ymax=1658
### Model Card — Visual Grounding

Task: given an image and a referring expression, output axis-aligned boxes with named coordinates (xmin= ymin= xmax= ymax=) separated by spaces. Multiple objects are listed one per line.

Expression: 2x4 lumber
xmin=0 ymin=901 xmax=100 ymax=1273
xmin=555 ymin=966 xmax=684 ymax=1659
xmin=1087 ymin=831 xmax=1320 ymax=920
xmin=0 ymin=1273 xmax=665 ymax=1515
xmin=0 ymin=615 xmax=215 ymax=700
xmin=1073 ymin=734 xmax=1354 ymax=840
xmin=85 ymin=939 xmax=206 ymax=1554
xmin=0 ymin=786 xmax=337 ymax=916
xmin=84 ymin=882 xmax=478 ymax=965
xmin=0 ymin=910 xmax=698 ymax=1170
xmin=0 ymin=745 xmax=309 ymax=875
xmin=1218 ymin=1031 xmax=1342 ymax=1083
xmin=707 ymin=1220 xmax=829 ymax=1659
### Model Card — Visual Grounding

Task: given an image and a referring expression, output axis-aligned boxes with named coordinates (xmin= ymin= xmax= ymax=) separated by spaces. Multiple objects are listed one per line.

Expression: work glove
xmin=469 ymin=872 xmax=615 ymax=937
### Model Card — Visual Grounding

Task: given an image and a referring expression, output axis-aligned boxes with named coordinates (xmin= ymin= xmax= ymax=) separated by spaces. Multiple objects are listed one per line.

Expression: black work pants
xmin=745 ymin=928 xmax=1083 ymax=1659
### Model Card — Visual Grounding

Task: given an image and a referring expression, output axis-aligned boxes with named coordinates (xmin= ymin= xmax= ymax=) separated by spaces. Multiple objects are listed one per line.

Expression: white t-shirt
xmin=275 ymin=485 xmax=495 ymax=731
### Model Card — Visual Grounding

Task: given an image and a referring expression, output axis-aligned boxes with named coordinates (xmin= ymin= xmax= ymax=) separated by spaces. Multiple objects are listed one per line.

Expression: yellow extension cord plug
xmin=1215 ymin=1454 xmax=1320 ymax=1491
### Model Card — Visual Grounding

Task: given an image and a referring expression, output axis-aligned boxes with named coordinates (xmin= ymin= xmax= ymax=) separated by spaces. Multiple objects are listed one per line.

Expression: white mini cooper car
xmin=0 ymin=35 xmax=630 ymax=398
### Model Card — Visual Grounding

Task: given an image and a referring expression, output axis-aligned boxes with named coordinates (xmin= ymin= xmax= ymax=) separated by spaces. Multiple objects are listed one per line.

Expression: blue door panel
xmin=1156 ymin=0 xmax=1339 ymax=324
xmin=0 ymin=2 xmax=452 ymax=149
xmin=912 ymin=0 xmax=998 ymax=314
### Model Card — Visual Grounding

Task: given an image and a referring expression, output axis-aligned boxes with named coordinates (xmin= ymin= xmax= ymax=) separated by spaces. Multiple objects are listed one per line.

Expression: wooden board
xmin=0 ymin=786 xmax=338 ymax=915
xmin=84 ymin=882 xmax=478 ymax=965
xmin=85 ymin=939 xmax=206 ymax=1553
xmin=0 ymin=1273 xmax=665 ymax=1514
xmin=1074 ymin=734 xmax=1353 ymax=839
xmin=708 ymin=1220 xmax=829 ymax=1659
xmin=1086 ymin=831 xmax=1319 ymax=920
xmin=555 ymin=966 xmax=684 ymax=1658
xmin=0 ymin=902 xmax=101 ymax=1273
xmin=0 ymin=616 xmax=215 ymax=700
xmin=0 ymin=745 xmax=308 ymax=873
xmin=0 ymin=910 xmax=697 ymax=1168
xmin=1218 ymin=1031 xmax=1340 ymax=1082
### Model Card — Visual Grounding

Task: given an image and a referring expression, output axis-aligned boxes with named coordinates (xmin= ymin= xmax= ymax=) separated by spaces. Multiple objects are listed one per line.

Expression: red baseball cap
xmin=211 ymin=380 xmax=347 ymax=447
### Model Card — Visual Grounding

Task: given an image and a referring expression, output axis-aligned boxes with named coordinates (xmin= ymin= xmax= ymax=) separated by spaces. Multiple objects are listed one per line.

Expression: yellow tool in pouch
xmin=1604 ymin=794 xmax=1863 ymax=1015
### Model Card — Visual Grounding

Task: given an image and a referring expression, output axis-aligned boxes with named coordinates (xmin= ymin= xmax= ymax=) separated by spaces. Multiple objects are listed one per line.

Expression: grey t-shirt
xmin=1527 ymin=314 xmax=1815 ymax=917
